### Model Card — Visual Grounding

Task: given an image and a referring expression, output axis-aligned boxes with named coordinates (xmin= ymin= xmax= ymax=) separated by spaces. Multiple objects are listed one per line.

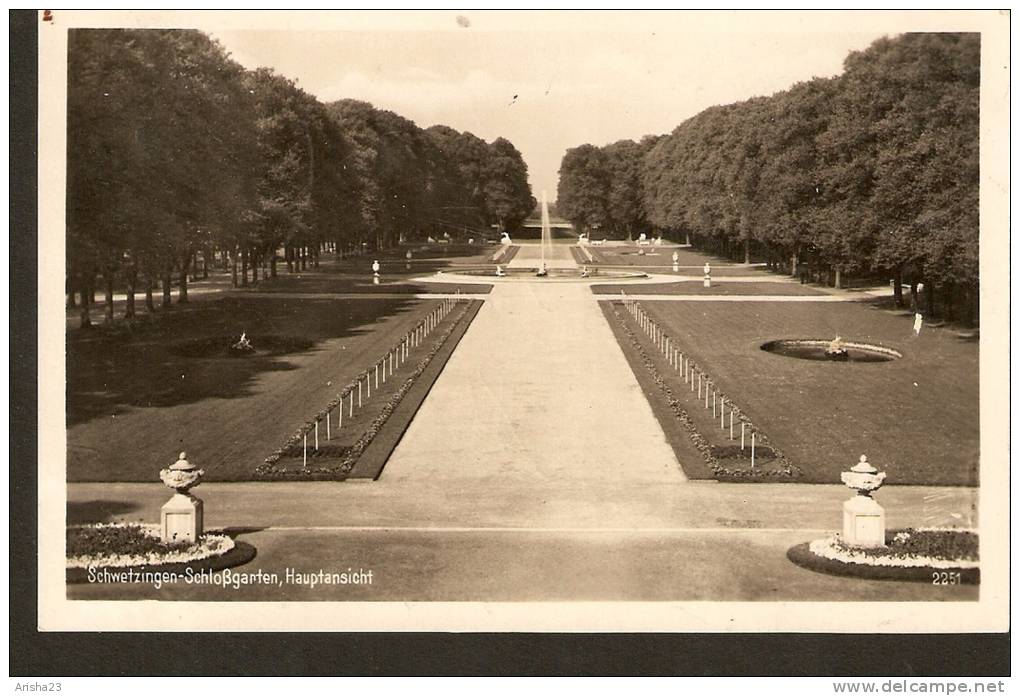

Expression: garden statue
xmin=231 ymin=332 xmax=254 ymax=353
xmin=496 ymin=265 xmax=506 ymax=277
xmin=372 ymin=260 xmax=380 ymax=277
xmin=500 ymin=232 xmax=512 ymax=246
xmin=840 ymin=455 xmax=887 ymax=547
xmin=672 ymin=251 xmax=679 ymax=263
xmin=159 ymin=451 xmax=205 ymax=543
xmin=825 ymin=335 xmax=849 ymax=361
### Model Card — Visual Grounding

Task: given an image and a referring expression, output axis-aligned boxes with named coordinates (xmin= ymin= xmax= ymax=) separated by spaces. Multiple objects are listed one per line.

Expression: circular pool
xmin=760 ymin=339 xmax=902 ymax=363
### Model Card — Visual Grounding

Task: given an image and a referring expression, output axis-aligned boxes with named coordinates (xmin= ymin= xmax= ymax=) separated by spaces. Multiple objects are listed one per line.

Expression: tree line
xmin=67 ymin=29 xmax=535 ymax=327
xmin=557 ymin=33 xmax=979 ymax=322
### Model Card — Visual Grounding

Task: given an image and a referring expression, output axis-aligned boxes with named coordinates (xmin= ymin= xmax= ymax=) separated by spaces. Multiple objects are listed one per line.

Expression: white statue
xmin=500 ymin=232 xmax=512 ymax=246
xmin=372 ymin=260 xmax=380 ymax=276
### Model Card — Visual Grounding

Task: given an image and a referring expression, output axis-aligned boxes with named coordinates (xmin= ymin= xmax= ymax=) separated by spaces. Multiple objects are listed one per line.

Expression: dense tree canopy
xmin=66 ymin=28 xmax=534 ymax=326
xmin=558 ymin=32 xmax=979 ymax=321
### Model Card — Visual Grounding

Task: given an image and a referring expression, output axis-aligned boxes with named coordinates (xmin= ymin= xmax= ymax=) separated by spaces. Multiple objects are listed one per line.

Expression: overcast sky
xmin=205 ymin=14 xmax=889 ymax=199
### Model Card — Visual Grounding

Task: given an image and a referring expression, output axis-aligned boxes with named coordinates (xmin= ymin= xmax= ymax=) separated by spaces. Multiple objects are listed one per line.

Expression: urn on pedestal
xmin=840 ymin=455 xmax=887 ymax=547
xmin=159 ymin=451 xmax=205 ymax=543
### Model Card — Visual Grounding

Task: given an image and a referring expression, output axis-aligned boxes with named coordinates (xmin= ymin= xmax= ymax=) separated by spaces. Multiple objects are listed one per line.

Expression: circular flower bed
xmin=66 ymin=523 xmax=256 ymax=584
xmin=787 ymin=528 xmax=979 ymax=583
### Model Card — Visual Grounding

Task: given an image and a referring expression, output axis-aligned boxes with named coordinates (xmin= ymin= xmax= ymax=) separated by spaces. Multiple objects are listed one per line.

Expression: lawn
xmin=586 ymin=244 xmax=741 ymax=267
xmin=601 ymin=298 xmax=979 ymax=485
xmin=592 ymin=281 xmax=828 ymax=296
xmin=67 ymin=294 xmax=458 ymax=481
xmin=247 ymin=273 xmax=492 ymax=295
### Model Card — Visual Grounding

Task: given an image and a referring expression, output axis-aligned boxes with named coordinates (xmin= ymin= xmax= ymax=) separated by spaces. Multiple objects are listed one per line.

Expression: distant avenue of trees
xmin=557 ymin=33 xmax=979 ymax=323
xmin=67 ymin=29 xmax=536 ymax=327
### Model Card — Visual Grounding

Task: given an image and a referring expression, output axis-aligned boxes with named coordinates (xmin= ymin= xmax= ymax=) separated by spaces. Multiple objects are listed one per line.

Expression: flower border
xmin=610 ymin=301 xmax=801 ymax=481
xmin=255 ymin=300 xmax=472 ymax=479
xmin=66 ymin=522 xmax=235 ymax=569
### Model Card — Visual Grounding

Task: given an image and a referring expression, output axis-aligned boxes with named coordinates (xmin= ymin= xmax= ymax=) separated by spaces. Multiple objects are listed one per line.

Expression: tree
xmin=483 ymin=138 xmax=535 ymax=234
xmin=557 ymin=144 xmax=609 ymax=234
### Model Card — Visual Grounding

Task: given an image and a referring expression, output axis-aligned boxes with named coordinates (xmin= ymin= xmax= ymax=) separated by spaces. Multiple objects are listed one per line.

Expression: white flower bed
xmin=809 ymin=533 xmax=978 ymax=570
xmin=67 ymin=523 xmax=235 ymax=569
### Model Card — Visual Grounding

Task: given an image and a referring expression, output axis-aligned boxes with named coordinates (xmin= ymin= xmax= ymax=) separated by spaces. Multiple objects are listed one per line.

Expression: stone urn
xmin=159 ymin=451 xmax=205 ymax=543
xmin=840 ymin=455 xmax=887 ymax=547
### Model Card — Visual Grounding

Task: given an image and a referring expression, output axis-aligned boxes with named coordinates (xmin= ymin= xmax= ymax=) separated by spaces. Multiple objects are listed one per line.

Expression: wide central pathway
xmin=381 ymin=244 xmax=686 ymax=526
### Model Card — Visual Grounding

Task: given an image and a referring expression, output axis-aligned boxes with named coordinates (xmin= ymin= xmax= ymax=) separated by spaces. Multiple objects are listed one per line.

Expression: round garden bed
xmin=66 ymin=523 xmax=256 ymax=584
xmin=787 ymin=528 xmax=978 ymax=584
xmin=761 ymin=339 xmax=901 ymax=363
xmin=168 ymin=334 xmax=314 ymax=359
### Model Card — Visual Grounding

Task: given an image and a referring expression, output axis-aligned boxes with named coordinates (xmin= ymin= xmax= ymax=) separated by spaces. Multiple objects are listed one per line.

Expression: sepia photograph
xmin=23 ymin=9 xmax=1009 ymax=647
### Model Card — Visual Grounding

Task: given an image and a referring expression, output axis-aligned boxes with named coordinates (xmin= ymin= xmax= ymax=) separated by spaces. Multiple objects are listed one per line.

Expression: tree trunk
xmin=241 ymin=247 xmax=249 ymax=287
xmin=79 ymin=276 xmax=92 ymax=329
xmin=271 ymin=248 xmax=278 ymax=278
xmin=178 ymin=255 xmax=190 ymax=304
xmin=67 ymin=278 xmax=76 ymax=308
xmin=124 ymin=266 xmax=136 ymax=319
xmin=231 ymin=250 xmax=238 ymax=288
xmin=943 ymin=282 xmax=955 ymax=322
xmin=252 ymin=248 xmax=260 ymax=283
xmin=925 ymin=280 xmax=936 ymax=318
xmin=834 ymin=268 xmax=842 ymax=289
xmin=893 ymin=269 xmax=904 ymax=307
xmin=162 ymin=271 xmax=172 ymax=308
xmin=313 ymin=245 xmax=319 ymax=268
xmin=743 ymin=237 xmax=750 ymax=264
xmin=790 ymin=252 xmax=799 ymax=278
xmin=104 ymin=270 xmax=115 ymax=324
xmin=145 ymin=275 xmax=155 ymax=312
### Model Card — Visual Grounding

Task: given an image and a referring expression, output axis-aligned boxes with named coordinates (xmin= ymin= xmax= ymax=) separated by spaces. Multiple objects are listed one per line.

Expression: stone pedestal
xmin=161 ymin=493 xmax=204 ymax=543
xmin=703 ymin=276 xmax=711 ymax=288
xmin=839 ymin=454 xmax=887 ymax=548
xmin=842 ymin=494 xmax=885 ymax=547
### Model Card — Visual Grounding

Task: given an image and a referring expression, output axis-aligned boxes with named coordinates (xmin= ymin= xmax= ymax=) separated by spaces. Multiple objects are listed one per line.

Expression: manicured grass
xmin=361 ymin=242 xmax=505 ymax=263
xmin=246 ymin=273 xmax=491 ymax=295
xmin=67 ymin=294 xmax=447 ymax=481
xmin=592 ymin=281 xmax=828 ymax=296
xmin=604 ymin=299 xmax=978 ymax=485
xmin=588 ymin=245 xmax=738 ymax=267
xmin=256 ymin=299 xmax=480 ymax=480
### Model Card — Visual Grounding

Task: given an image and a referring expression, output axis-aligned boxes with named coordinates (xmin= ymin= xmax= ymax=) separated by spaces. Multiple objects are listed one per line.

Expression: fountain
xmin=230 ymin=332 xmax=254 ymax=354
xmin=536 ymin=189 xmax=552 ymax=277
